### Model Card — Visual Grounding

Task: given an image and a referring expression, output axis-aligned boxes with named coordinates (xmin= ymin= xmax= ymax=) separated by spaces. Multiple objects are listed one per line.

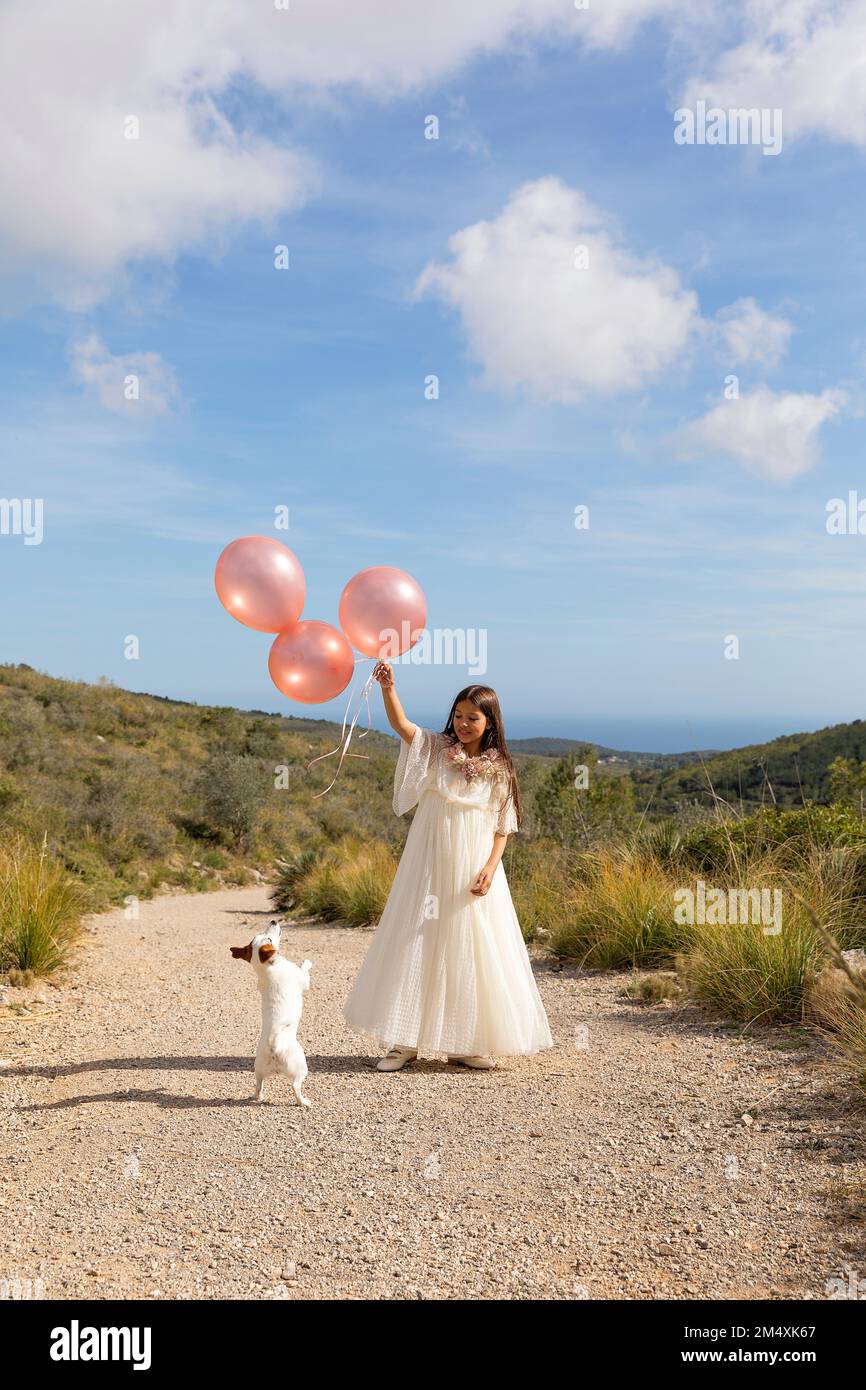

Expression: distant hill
xmin=647 ymin=720 xmax=866 ymax=811
xmin=508 ymin=736 xmax=718 ymax=768
xmin=512 ymin=723 xmax=866 ymax=810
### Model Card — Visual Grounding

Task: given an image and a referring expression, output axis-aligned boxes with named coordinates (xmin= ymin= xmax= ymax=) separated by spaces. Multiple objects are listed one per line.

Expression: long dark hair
xmin=441 ymin=685 xmax=522 ymax=830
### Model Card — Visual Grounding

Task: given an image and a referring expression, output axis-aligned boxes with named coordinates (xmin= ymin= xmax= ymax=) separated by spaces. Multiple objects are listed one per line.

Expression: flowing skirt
xmin=342 ymin=791 xmax=554 ymax=1057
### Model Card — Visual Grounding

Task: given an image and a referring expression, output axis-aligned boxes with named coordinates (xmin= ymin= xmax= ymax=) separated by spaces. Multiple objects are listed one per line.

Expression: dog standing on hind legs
xmin=230 ymin=920 xmax=312 ymax=1107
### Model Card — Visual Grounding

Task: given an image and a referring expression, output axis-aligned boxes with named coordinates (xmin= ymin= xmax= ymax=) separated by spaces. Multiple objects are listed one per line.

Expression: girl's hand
xmin=470 ymin=865 xmax=493 ymax=896
xmin=373 ymin=660 xmax=394 ymax=689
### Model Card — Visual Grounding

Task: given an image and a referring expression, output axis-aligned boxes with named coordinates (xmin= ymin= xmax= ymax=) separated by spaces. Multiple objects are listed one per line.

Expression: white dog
xmin=230 ymin=920 xmax=312 ymax=1107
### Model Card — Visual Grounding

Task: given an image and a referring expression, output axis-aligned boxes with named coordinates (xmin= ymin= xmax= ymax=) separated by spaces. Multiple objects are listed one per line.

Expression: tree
xmin=829 ymin=756 xmax=866 ymax=813
xmin=194 ymin=752 xmax=266 ymax=847
xmin=535 ymin=748 xmax=636 ymax=847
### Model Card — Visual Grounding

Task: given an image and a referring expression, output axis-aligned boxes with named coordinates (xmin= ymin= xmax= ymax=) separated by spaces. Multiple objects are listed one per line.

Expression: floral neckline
xmin=445 ymin=740 xmax=501 ymax=782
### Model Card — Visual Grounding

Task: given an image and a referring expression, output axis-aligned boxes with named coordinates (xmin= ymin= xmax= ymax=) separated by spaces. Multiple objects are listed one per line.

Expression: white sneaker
xmin=447 ymin=1055 xmax=496 ymax=1069
xmin=376 ymin=1046 xmax=418 ymax=1072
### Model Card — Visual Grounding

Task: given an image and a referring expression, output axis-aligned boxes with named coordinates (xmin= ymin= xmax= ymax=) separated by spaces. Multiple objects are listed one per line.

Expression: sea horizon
xmin=413 ymin=713 xmax=842 ymax=756
xmin=274 ymin=703 xmax=841 ymax=756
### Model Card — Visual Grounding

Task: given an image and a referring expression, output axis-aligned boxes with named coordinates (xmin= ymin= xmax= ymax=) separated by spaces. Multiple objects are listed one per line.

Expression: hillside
xmin=3 ymin=664 xmax=865 ymax=911
xmin=509 ymin=736 xmax=717 ymax=768
xmin=511 ymin=723 xmax=866 ymax=811
xmin=648 ymin=720 xmax=866 ymax=811
xmin=0 ymin=663 xmax=402 ymax=908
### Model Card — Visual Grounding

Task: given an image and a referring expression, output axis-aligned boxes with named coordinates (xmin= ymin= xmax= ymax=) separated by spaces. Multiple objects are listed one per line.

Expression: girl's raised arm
xmin=374 ymin=661 xmax=417 ymax=744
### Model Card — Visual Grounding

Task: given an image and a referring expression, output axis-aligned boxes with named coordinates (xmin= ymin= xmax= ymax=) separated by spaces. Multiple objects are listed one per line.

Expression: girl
xmin=342 ymin=662 xmax=553 ymax=1071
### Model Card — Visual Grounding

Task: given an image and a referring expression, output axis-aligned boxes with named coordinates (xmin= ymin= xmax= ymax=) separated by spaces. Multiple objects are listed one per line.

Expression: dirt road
xmin=1 ymin=887 xmax=862 ymax=1300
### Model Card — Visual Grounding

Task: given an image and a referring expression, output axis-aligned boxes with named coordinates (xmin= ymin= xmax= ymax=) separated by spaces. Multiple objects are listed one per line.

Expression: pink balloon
xmin=214 ymin=536 xmax=305 ymax=634
xmin=338 ymin=566 xmax=426 ymax=658
xmin=268 ymin=620 xmax=355 ymax=705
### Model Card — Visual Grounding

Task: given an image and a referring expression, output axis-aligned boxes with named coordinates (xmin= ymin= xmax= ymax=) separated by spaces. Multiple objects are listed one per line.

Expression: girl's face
xmin=453 ymin=700 xmax=487 ymax=744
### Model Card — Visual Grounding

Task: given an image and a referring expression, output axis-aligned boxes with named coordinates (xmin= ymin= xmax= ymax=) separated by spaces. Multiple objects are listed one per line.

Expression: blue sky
xmin=2 ymin=2 xmax=866 ymax=751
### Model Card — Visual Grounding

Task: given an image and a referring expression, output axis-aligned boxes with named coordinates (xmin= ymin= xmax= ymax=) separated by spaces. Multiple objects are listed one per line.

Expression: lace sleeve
xmin=495 ymin=773 xmax=519 ymax=836
xmin=393 ymin=726 xmax=442 ymax=816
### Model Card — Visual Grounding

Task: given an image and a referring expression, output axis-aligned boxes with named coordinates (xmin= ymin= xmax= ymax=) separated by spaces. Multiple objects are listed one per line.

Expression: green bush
xmin=679 ymin=903 xmax=823 ymax=1024
xmin=199 ymin=847 xmax=229 ymax=869
xmin=193 ymin=752 xmax=266 ymax=848
xmin=680 ymin=804 xmax=866 ymax=876
xmin=81 ymin=764 xmax=174 ymax=858
xmin=272 ymin=845 xmax=326 ymax=914
xmin=549 ymin=853 xmax=690 ymax=968
xmin=535 ymin=748 xmax=636 ymax=846
xmin=290 ymin=837 xmax=397 ymax=926
xmin=790 ymin=846 xmax=866 ymax=950
xmin=0 ymin=838 xmax=89 ymax=975
xmin=506 ymin=837 xmax=577 ymax=943
xmin=636 ymin=818 xmax=686 ymax=872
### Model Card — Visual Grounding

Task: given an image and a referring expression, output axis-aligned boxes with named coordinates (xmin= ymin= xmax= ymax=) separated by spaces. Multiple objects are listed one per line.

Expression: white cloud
xmin=675 ymin=385 xmax=847 ymax=481
xmin=711 ymin=297 xmax=794 ymax=368
xmin=0 ymin=0 xmax=683 ymax=313
xmin=413 ymin=176 xmax=701 ymax=402
xmin=680 ymin=0 xmax=866 ymax=150
xmin=67 ymin=334 xmax=180 ymax=416
xmin=0 ymin=1 xmax=321 ymax=311
xmin=3 ymin=0 xmax=863 ymax=322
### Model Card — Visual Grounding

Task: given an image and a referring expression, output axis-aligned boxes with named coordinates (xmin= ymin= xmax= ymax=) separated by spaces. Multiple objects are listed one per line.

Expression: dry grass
xmin=292 ymin=837 xmax=397 ymax=926
xmin=803 ymin=903 xmax=866 ymax=1091
xmin=0 ymin=836 xmax=89 ymax=975
xmin=549 ymin=851 xmax=692 ymax=968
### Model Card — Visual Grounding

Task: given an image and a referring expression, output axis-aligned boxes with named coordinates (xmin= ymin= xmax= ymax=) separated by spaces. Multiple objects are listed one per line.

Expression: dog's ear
xmin=258 ymin=943 xmax=277 ymax=964
xmin=230 ymin=943 xmax=253 ymax=961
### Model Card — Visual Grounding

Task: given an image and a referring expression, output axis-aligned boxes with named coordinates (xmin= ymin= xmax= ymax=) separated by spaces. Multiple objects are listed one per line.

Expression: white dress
xmin=342 ymin=726 xmax=554 ymax=1058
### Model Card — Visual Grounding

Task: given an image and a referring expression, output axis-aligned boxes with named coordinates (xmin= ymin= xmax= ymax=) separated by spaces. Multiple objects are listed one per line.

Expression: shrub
xmin=788 ymin=846 xmax=866 ymax=950
xmin=507 ymin=837 xmax=578 ymax=943
xmin=336 ymin=842 xmax=396 ymax=925
xmin=194 ymin=752 xmax=266 ymax=847
xmin=0 ymin=838 xmax=88 ymax=975
xmin=622 ymin=973 xmax=681 ymax=1004
xmin=807 ymin=957 xmax=866 ymax=1091
xmin=678 ymin=902 xmax=823 ymax=1024
xmin=60 ymin=840 xmax=130 ymax=911
xmin=0 ymin=772 xmax=21 ymax=815
xmin=535 ymin=749 xmax=636 ymax=846
xmin=298 ymin=858 xmax=345 ymax=921
xmin=290 ymin=837 xmax=397 ymax=926
xmin=680 ymin=804 xmax=866 ymax=877
xmin=272 ymin=845 xmax=326 ymax=914
xmin=81 ymin=766 xmax=174 ymax=858
xmin=199 ymin=847 xmax=229 ymax=869
xmin=222 ymin=864 xmax=252 ymax=887
xmin=549 ymin=853 xmax=689 ymax=968
xmin=636 ymin=819 xmax=686 ymax=872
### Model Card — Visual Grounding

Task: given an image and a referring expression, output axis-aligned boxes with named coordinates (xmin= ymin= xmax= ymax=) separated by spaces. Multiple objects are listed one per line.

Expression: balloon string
xmin=307 ymin=659 xmax=378 ymax=798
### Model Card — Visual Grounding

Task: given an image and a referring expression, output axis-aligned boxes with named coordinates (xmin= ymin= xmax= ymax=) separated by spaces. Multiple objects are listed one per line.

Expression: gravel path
xmin=1 ymin=886 xmax=863 ymax=1301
